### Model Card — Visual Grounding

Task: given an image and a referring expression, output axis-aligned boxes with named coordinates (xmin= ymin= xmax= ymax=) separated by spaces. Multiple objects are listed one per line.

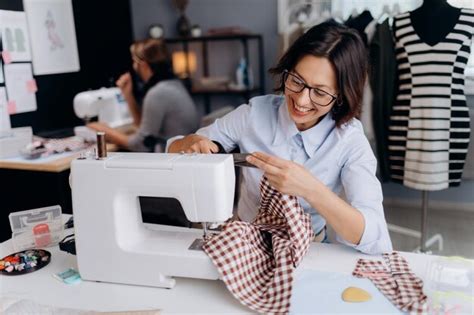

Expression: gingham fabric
xmin=353 ymin=252 xmax=428 ymax=314
xmin=203 ymin=176 xmax=314 ymax=314
xmin=42 ymin=136 xmax=90 ymax=153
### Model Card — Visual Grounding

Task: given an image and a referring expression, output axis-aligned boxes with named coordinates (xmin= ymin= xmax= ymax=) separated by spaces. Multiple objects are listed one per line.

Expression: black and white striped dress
xmin=389 ymin=9 xmax=474 ymax=191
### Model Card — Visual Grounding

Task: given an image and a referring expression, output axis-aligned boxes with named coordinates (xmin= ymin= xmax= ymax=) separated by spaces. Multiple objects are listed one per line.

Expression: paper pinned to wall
xmin=0 ymin=87 xmax=11 ymax=132
xmin=23 ymin=0 xmax=80 ymax=75
xmin=4 ymin=63 xmax=37 ymax=114
xmin=0 ymin=10 xmax=33 ymax=62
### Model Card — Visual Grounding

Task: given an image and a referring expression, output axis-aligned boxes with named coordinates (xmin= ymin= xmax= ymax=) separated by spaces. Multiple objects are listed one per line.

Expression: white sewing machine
xmin=73 ymin=87 xmax=133 ymax=128
xmin=70 ymin=151 xmax=235 ymax=288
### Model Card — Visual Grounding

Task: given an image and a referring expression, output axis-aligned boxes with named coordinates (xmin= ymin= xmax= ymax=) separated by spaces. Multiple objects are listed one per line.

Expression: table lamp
xmin=172 ymin=51 xmax=197 ymax=79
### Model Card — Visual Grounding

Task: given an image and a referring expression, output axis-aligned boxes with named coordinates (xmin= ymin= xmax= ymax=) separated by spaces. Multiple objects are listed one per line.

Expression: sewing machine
xmin=73 ymin=87 xmax=132 ymax=128
xmin=70 ymin=151 xmax=235 ymax=288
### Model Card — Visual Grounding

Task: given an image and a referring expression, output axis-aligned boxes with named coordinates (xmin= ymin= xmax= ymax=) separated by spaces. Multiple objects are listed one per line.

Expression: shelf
xmin=165 ymin=34 xmax=262 ymax=43
xmin=165 ymin=33 xmax=265 ymax=114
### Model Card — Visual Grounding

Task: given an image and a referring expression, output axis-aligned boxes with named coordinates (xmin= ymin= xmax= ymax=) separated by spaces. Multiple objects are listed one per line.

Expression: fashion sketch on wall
xmin=24 ymin=0 xmax=80 ymax=75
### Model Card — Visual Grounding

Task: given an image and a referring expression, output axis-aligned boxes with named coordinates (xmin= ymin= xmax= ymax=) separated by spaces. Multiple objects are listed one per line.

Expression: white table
xmin=0 ymin=233 xmax=438 ymax=314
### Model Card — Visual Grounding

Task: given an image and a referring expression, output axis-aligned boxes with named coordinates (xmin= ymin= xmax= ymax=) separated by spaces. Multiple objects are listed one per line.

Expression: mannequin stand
xmin=387 ymin=191 xmax=444 ymax=253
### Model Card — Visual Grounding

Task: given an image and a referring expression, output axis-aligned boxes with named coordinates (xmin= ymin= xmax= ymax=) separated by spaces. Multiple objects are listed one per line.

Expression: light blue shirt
xmin=179 ymin=95 xmax=392 ymax=254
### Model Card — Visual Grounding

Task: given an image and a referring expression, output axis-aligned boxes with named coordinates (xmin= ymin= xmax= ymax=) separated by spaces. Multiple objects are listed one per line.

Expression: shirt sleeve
xmin=195 ymin=104 xmax=251 ymax=152
xmin=337 ymin=129 xmax=393 ymax=255
xmin=128 ymin=88 xmax=168 ymax=152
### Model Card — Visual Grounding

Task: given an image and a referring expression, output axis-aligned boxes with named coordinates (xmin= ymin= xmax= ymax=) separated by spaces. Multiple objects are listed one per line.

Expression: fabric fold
xmin=203 ymin=176 xmax=314 ymax=314
xmin=353 ymin=252 xmax=428 ymax=314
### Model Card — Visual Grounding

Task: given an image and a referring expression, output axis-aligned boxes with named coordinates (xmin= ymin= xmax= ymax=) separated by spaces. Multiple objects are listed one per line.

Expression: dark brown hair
xmin=270 ymin=21 xmax=367 ymax=127
xmin=130 ymin=39 xmax=175 ymax=80
xmin=130 ymin=39 xmax=169 ymax=64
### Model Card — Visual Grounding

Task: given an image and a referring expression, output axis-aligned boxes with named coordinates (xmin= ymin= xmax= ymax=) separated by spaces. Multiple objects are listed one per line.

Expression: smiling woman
xmin=270 ymin=21 xmax=367 ymax=129
xmin=168 ymin=21 xmax=393 ymax=255
xmin=280 ymin=56 xmax=339 ymax=131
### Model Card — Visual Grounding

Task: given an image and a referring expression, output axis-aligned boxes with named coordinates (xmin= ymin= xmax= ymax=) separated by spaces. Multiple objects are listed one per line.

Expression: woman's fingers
xmin=265 ymin=173 xmax=282 ymax=189
xmin=251 ymin=152 xmax=288 ymax=168
xmin=184 ymin=138 xmax=218 ymax=154
xmin=87 ymin=122 xmax=103 ymax=131
xmin=209 ymin=141 xmax=219 ymax=153
xmin=246 ymin=154 xmax=280 ymax=174
xmin=116 ymin=73 xmax=128 ymax=86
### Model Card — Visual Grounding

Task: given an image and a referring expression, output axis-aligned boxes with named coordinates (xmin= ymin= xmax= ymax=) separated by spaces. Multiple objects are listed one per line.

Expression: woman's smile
xmin=291 ymin=99 xmax=315 ymax=116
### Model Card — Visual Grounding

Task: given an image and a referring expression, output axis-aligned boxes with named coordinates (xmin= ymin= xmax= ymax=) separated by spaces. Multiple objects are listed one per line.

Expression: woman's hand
xmin=87 ymin=121 xmax=110 ymax=132
xmin=168 ymin=134 xmax=219 ymax=154
xmin=116 ymin=72 xmax=141 ymax=125
xmin=116 ymin=72 xmax=133 ymax=99
xmin=246 ymin=152 xmax=320 ymax=198
xmin=86 ymin=122 xmax=129 ymax=147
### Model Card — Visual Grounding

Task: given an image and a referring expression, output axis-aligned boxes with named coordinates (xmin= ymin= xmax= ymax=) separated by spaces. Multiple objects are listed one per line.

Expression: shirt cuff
xmin=165 ymin=135 xmax=184 ymax=153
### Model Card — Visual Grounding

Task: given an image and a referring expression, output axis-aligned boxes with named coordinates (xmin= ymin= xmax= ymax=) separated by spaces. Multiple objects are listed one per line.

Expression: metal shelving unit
xmin=165 ymin=34 xmax=265 ymax=114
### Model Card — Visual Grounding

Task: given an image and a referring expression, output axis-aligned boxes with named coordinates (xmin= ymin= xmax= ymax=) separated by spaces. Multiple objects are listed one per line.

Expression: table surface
xmin=0 ymin=124 xmax=135 ymax=173
xmin=0 ymin=143 xmax=118 ymax=173
xmin=0 ymin=230 xmax=441 ymax=314
xmin=0 ymin=124 xmax=137 ymax=173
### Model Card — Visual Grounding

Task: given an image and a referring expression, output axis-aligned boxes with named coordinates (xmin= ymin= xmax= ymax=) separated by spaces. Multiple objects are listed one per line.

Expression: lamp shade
xmin=172 ymin=51 xmax=197 ymax=78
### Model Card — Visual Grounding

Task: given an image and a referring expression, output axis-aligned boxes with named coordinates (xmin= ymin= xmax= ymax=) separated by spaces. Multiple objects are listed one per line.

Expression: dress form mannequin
xmin=410 ymin=0 xmax=461 ymax=46
xmin=388 ymin=0 xmax=472 ymax=252
xmin=411 ymin=0 xmax=461 ymax=252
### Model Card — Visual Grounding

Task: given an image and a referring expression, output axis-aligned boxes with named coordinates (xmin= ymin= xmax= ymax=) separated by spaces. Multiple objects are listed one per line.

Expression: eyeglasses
xmin=283 ymin=70 xmax=338 ymax=107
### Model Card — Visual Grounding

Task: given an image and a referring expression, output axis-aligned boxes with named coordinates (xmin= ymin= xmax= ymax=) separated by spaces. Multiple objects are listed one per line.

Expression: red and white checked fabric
xmin=31 ymin=136 xmax=90 ymax=155
xmin=203 ymin=176 xmax=314 ymax=314
xmin=43 ymin=136 xmax=90 ymax=153
xmin=353 ymin=252 xmax=428 ymax=314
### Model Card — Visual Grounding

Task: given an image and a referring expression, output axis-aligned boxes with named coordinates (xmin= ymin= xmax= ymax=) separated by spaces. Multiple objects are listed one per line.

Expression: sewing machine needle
xmin=203 ymin=222 xmax=208 ymax=238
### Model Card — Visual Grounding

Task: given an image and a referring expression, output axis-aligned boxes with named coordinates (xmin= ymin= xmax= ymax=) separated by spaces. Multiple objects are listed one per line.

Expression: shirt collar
xmin=272 ymin=99 xmax=299 ymax=146
xmin=272 ymin=99 xmax=336 ymax=158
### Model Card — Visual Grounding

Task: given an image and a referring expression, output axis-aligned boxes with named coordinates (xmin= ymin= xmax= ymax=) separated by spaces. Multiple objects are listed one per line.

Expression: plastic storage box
xmin=426 ymin=256 xmax=474 ymax=314
xmin=9 ymin=205 xmax=63 ymax=251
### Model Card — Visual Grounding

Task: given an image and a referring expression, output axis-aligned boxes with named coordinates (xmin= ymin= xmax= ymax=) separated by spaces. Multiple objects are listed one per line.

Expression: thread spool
xmin=96 ymin=132 xmax=107 ymax=159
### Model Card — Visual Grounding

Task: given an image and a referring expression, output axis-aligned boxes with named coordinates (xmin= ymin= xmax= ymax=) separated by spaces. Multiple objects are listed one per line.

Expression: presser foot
xmin=188 ymin=238 xmax=205 ymax=250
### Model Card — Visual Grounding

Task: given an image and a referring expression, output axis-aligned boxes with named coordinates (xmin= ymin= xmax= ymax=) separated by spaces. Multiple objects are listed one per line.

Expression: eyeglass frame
xmin=283 ymin=69 xmax=339 ymax=107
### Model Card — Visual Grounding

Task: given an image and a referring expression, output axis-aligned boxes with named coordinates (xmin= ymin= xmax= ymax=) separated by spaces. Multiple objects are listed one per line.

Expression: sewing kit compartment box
xmin=9 ymin=205 xmax=63 ymax=251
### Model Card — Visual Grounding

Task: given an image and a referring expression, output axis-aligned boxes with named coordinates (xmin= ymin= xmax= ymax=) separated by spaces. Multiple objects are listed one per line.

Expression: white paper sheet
xmin=2 ymin=297 xmax=89 ymax=315
xmin=23 ymin=0 xmax=80 ymax=75
xmin=0 ymin=87 xmax=11 ymax=132
xmin=290 ymin=269 xmax=401 ymax=314
xmin=0 ymin=10 xmax=33 ymax=62
xmin=4 ymin=63 xmax=37 ymax=114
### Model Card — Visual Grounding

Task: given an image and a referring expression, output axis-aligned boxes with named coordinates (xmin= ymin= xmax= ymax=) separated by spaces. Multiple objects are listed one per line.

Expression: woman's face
xmin=284 ymin=55 xmax=338 ymax=131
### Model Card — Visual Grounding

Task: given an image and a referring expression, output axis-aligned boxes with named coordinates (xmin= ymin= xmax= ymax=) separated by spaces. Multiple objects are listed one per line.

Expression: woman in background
xmin=88 ymin=39 xmax=199 ymax=152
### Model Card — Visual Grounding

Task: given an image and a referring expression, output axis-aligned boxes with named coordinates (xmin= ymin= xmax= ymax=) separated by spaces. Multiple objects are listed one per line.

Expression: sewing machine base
xmin=76 ymin=224 xmax=221 ymax=289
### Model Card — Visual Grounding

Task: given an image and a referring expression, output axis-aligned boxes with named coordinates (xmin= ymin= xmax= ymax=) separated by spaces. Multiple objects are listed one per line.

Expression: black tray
xmin=0 ymin=249 xmax=51 ymax=276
